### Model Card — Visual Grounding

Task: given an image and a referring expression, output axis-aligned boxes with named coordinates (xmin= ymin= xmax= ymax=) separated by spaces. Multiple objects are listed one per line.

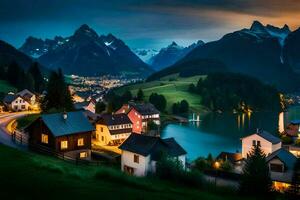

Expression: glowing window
xmin=61 ymin=141 xmax=68 ymax=149
xmin=78 ymin=138 xmax=84 ymax=146
xmin=41 ymin=134 xmax=48 ymax=144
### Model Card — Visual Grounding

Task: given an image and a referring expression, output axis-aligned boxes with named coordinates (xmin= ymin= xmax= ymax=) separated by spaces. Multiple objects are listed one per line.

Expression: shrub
xmin=281 ymin=135 xmax=293 ymax=144
xmin=194 ymin=157 xmax=211 ymax=171
xmin=220 ymin=160 xmax=233 ymax=172
xmin=295 ymin=139 xmax=300 ymax=147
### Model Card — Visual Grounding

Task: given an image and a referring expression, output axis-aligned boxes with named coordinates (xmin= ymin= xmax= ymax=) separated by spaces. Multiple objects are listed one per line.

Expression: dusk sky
xmin=1 ymin=0 xmax=300 ymax=49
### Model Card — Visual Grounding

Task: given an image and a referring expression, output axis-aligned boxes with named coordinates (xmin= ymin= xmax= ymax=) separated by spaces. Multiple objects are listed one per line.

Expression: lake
xmin=161 ymin=106 xmax=300 ymax=161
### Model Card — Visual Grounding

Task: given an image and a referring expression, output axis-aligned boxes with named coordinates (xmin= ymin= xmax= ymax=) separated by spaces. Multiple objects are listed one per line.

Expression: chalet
xmin=25 ymin=111 xmax=94 ymax=160
xmin=116 ymin=102 xmax=160 ymax=133
xmin=74 ymin=99 xmax=96 ymax=113
xmin=3 ymin=89 xmax=38 ymax=111
xmin=266 ymin=148 xmax=298 ymax=192
xmin=241 ymin=129 xmax=282 ymax=158
xmin=95 ymin=113 xmax=133 ymax=145
xmin=119 ymin=133 xmax=186 ymax=176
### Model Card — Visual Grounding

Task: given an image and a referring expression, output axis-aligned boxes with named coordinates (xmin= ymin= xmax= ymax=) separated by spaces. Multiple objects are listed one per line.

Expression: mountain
xmin=0 ymin=40 xmax=36 ymax=70
xmin=132 ymin=49 xmax=158 ymax=64
xmin=20 ymin=24 xmax=153 ymax=77
xmin=149 ymin=41 xmax=204 ymax=71
xmin=19 ymin=36 xmax=67 ymax=58
xmin=283 ymin=28 xmax=300 ymax=72
xmin=149 ymin=21 xmax=299 ymax=91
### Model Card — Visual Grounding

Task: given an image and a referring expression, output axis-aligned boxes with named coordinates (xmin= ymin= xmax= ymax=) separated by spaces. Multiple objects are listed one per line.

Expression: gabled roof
xmin=119 ymin=133 xmax=186 ymax=159
xmin=97 ymin=113 xmax=132 ymax=126
xmin=3 ymin=94 xmax=18 ymax=104
xmin=216 ymin=152 xmax=243 ymax=163
xmin=17 ymin=89 xmax=34 ymax=98
xmin=41 ymin=111 xmax=95 ymax=137
xmin=129 ymin=102 xmax=160 ymax=115
xmin=266 ymin=148 xmax=297 ymax=170
xmin=241 ymin=129 xmax=281 ymax=144
xmin=74 ymin=101 xmax=89 ymax=110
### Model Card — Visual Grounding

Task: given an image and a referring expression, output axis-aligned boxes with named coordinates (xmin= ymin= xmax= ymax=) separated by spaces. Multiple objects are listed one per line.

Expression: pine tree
xmin=137 ymin=88 xmax=144 ymax=101
xmin=28 ymin=62 xmax=44 ymax=92
xmin=239 ymin=144 xmax=272 ymax=197
xmin=122 ymin=90 xmax=132 ymax=103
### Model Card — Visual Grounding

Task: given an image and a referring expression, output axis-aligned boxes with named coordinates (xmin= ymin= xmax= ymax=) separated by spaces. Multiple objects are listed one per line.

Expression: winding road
xmin=0 ymin=112 xmax=31 ymax=148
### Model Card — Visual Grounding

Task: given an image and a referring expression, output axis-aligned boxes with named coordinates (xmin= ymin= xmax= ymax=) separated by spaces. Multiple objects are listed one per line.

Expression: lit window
xmin=77 ymin=138 xmax=84 ymax=146
xmin=134 ymin=154 xmax=139 ymax=163
xmin=61 ymin=141 xmax=68 ymax=149
xmin=41 ymin=134 xmax=48 ymax=144
xmin=79 ymin=152 xmax=87 ymax=158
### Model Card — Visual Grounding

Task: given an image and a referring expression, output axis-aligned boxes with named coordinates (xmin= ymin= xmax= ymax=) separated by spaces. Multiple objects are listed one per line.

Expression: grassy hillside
xmin=0 ymin=144 xmax=253 ymax=200
xmin=115 ymin=74 xmax=207 ymax=113
xmin=0 ymin=80 xmax=17 ymax=93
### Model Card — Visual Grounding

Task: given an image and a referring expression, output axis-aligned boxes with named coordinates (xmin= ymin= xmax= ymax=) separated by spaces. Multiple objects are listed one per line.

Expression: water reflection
xmin=161 ymin=106 xmax=300 ymax=160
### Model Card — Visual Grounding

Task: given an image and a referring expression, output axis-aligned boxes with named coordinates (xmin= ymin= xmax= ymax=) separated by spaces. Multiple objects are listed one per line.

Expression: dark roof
xmin=266 ymin=148 xmax=297 ymax=170
xmin=290 ymin=120 xmax=300 ymax=125
xmin=41 ymin=111 xmax=95 ymax=137
xmin=83 ymin=110 xmax=100 ymax=122
xmin=97 ymin=113 xmax=132 ymax=126
xmin=129 ymin=102 xmax=160 ymax=115
xmin=17 ymin=89 xmax=34 ymax=98
xmin=3 ymin=94 xmax=18 ymax=104
xmin=119 ymin=133 xmax=186 ymax=159
xmin=74 ymin=101 xmax=89 ymax=110
xmin=109 ymin=128 xmax=132 ymax=135
xmin=242 ymin=129 xmax=281 ymax=144
xmin=216 ymin=152 xmax=243 ymax=163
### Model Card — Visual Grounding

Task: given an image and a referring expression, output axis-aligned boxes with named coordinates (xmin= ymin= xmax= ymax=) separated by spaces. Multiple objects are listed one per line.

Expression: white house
xmin=241 ymin=129 xmax=282 ymax=158
xmin=17 ymin=89 xmax=36 ymax=105
xmin=119 ymin=133 xmax=187 ymax=176
xmin=266 ymin=148 xmax=298 ymax=192
xmin=3 ymin=95 xmax=31 ymax=111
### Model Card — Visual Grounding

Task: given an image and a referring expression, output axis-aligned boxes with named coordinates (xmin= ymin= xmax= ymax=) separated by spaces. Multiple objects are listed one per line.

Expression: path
xmin=0 ymin=112 xmax=31 ymax=148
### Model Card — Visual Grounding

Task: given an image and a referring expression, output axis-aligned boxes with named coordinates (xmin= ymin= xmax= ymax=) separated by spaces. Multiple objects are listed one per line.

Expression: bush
xmin=194 ymin=157 xmax=211 ymax=171
xmin=149 ymin=93 xmax=167 ymax=112
xmin=295 ymin=139 xmax=300 ymax=146
xmin=281 ymin=135 xmax=293 ymax=144
xmin=220 ymin=160 xmax=233 ymax=172
xmin=95 ymin=101 xmax=106 ymax=114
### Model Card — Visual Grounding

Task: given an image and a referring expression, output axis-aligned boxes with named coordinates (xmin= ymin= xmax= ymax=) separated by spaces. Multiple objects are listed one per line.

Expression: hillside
xmin=0 ymin=80 xmax=17 ymax=94
xmin=0 ymin=144 xmax=251 ymax=200
xmin=115 ymin=75 xmax=206 ymax=113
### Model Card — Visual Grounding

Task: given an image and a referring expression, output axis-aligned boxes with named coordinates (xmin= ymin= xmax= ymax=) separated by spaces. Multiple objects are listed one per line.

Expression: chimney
xmin=63 ymin=112 xmax=68 ymax=121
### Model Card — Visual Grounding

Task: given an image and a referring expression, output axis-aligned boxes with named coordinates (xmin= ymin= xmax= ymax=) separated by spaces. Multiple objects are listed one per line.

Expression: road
xmin=0 ymin=112 xmax=31 ymax=148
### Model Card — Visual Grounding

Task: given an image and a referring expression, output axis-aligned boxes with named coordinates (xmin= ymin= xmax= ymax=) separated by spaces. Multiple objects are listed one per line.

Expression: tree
xmin=149 ymin=93 xmax=166 ymax=112
xmin=288 ymin=158 xmax=300 ymax=198
xmin=41 ymin=69 xmax=74 ymax=112
xmin=239 ymin=144 xmax=272 ymax=197
xmin=136 ymin=88 xmax=144 ymax=101
xmin=95 ymin=102 xmax=106 ymax=114
xmin=172 ymin=102 xmax=180 ymax=114
xmin=7 ymin=61 xmax=23 ymax=88
xmin=180 ymin=100 xmax=189 ymax=113
xmin=122 ymin=90 xmax=132 ymax=103
xmin=28 ymin=62 xmax=44 ymax=92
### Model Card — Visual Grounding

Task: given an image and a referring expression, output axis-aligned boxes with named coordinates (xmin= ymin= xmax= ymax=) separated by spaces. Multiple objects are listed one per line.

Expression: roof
xmin=97 ymin=113 xmax=132 ymax=126
xmin=266 ymin=148 xmax=297 ymax=170
xmin=74 ymin=101 xmax=89 ymax=110
xmin=242 ymin=129 xmax=281 ymax=144
xmin=129 ymin=102 xmax=160 ymax=115
xmin=290 ymin=120 xmax=300 ymax=125
xmin=216 ymin=152 xmax=243 ymax=163
xmin=119 ymin=133 xmax=186 ymax=159
xmin=41 ymin=111 xmax=95 ymax=137
xmin=3 ymin=94 xmax=18 ymax=104
xmin=17 ymin=89 xmax=34 ymax=98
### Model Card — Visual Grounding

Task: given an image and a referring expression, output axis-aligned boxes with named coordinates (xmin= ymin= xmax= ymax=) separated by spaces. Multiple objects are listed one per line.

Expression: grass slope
xmin=0 ymin=80 xmax=17 ymax=93
xmin=116 ymin=74 xmax=206 ymax=113
xmin=16 ymin=114 xmax=40 ymax=129
xmin=0 ymin=144 xmax=252 ymax=200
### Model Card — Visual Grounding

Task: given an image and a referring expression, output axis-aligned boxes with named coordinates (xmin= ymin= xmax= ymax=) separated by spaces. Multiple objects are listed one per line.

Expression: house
xmin=3 ymin=94 xmax=31 ymax=111
xmin=119 ymin=133 xmax=187 ymax=176
xmin=25 ymin=111 xmax=94 ymax=160
xmin=216 ymin=152 xmax=243 ymax=173
xmin=116 ymin=102 xmax=160 ymax=133
xmin=74 ymin=99 xmax=96 ymax=113
xmin=266 ymin=148 xmax=298 ymax=192
xmin=3 ymin=89 xmax=38 ymax=111
xmin=285 ymin=120 xmax=300 ymax=138
xmin=241 ymin=129 xmax=282 ymax=158
xmin=95 ymin=113 xmax=133 ymax=145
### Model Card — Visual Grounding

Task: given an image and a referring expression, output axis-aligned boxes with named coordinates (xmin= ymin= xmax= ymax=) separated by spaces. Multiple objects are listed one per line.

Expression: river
xmin=161 ymin=106 xmax=300 ymax=161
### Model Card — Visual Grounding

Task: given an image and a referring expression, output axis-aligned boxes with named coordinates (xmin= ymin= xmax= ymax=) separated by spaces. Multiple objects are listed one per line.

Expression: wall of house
xmin=268 ymin=158 xmax=284 ymax=172
xmin=127 ymin=109 xmax=142 ymax=133
xmin=272 ymin=142 xmax=282 ymax=153
xmin=85 ymin=102 xmax=95 ymax=113
xmin=178 ymin=155 xmax=186 ymax=169
xmin=121 ymin=150 xmax=150 ymax=176
xmin=11 ymin=97 xmax=30 ymax=111
xmin=55 ymin=131 xmax=92 ymax=152
xmin=95 ymin=124 xmax=111 ymax=145
xmin=242 ymin=134 xmax=275 ymax=158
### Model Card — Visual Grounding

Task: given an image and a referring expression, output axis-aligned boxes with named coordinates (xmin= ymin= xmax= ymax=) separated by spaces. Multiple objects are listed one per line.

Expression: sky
xmin=0 ymin=0 xmax=300 ymax=49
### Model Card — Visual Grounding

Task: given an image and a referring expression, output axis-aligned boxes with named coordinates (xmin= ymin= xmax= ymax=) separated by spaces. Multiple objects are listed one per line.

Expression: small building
xmin=285 ymin=120 xmax=300 ymax=138
xmin=266 ymin=148 xmax=298 ymax=192
xmin=95 ymin=113 xmax=133 ymax=145
xmin=116 ymin=102 xmax=160 ymax=133
xmin=74 ymin=99 xmax=96 ymax=113
xmin=241 ymin=129 xmax=282 ymax=158
xmin=3 ymin=89 xmax=38 ymax=111
xmin=119 ymin=133 xmax=186 ymax=176
xmin=25 ymin=111 xmax=94 ymax=160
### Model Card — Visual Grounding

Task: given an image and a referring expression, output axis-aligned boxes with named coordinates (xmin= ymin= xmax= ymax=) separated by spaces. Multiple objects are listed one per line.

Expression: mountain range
xmin=19 ymin=24 xmax=153 ymax=77
xmin=148 ymin=21 xmax=300 ymax=92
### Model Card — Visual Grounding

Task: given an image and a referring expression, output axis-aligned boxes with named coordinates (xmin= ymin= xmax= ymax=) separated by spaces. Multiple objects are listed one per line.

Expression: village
xmin=0 ymin=87 xmax=299 ymax=195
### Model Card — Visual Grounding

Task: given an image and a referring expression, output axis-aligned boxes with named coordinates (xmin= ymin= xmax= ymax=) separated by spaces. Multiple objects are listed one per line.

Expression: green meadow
xmin=0 ymin=80 xmax=17 ymax=94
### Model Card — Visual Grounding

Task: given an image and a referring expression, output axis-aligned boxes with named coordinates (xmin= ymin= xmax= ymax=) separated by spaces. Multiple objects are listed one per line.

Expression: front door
xmin=124 ymin=165 xmax=134 ymax=175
